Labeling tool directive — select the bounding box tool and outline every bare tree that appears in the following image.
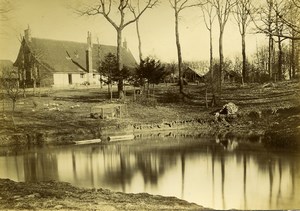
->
[286,1,300,79]
[201,1,217,106]
[233,0,254,84]
[209,0,236,90]
[254,0,300,40]
[169,0,204,95]
[129,1,143,62]
[129,0,159,62]
[273,0,286,80]
[77,0,158,99]
[255,0,296,80]
[1,68,21,129]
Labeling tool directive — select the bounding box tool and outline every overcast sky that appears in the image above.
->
[0,0,267,63]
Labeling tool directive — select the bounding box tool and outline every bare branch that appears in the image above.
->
[178,0,206,12]
[169,0,175,8]
[292,0,300,8]
[123,0,159,28]
[201,2,216,31]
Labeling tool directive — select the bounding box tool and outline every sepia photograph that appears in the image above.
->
[0,0,299,210]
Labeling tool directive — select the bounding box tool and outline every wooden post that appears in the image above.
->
[133,86,136,101]
[101,108,104,119]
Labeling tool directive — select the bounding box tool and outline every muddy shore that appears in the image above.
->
[0,179,207,210]
[0,104,298,148]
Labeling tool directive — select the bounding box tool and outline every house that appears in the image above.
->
[14,26,137,87]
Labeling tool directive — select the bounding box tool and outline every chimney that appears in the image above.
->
[123,39,127,50]
[24,25,31,43]
[87,31,92,50]
[86,31,93,74]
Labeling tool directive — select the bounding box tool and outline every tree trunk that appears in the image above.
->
[219,29,224,91]
[242,32,246,84]
[209,24,214,89]
[267,0,273,81]
[268,36,273,80]
[116,29,124,99]
[291,36,296,79]
[278,37,283,81]
[2,90,5,116]
[12,99,16,113]
[209,27,216,107]
[135,18,143,62]
[175,10,183,94]
[205,86,208,108]
[110,83,113,102]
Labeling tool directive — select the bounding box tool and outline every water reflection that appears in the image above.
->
[0,136,299,210]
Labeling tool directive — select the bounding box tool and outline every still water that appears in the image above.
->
[0,133,299,210]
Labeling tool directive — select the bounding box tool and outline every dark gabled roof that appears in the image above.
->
[14,37,137,73]
[186,66,207,77]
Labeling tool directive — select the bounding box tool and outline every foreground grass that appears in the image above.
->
[0,179,205,210]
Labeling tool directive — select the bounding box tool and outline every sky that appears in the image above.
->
[0,0,267,63]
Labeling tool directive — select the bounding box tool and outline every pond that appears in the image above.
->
[0,132,299,210]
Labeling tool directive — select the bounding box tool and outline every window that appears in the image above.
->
[68,74,72,84]
[80,73,84,78]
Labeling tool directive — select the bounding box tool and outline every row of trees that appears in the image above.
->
[100,53,169,98]
[77,0,300,100]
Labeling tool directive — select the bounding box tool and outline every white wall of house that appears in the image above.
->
[53,73,69,86]
[53,72,101,87]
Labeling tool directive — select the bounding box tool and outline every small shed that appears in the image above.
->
[183,66,206,82]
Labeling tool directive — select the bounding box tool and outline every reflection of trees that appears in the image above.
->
[211,146,215,207]
[243,154,247,209]
[23,152,58,181]
[100,148,178,190]
[220,155,226,209]
[242,151,299,209]
[209,140,299,210]
[181,153,185,198]
[135,152,169,186]
[268,159,273,207]
[66,138,299,209]
[96,151,135,190]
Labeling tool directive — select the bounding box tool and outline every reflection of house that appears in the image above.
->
[13,26,137,87]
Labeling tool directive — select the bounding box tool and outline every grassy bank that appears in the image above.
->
[0,179,205,210]
[0,81,299,146]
